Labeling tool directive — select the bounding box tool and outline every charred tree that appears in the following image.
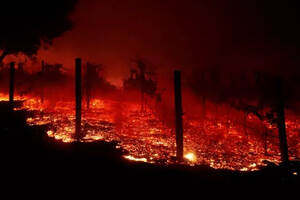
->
[174,70,184,161]
[138,61,146,112]
[9,62,15,105]
[40,60,45,103]
[275,80,289,164]
[75,58,82,140]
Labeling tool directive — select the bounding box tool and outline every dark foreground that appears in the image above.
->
[0,101,299,194]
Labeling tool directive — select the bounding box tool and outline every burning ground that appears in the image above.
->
[0,54,300,174]
[2,89,299,172]
[1,1,300,183]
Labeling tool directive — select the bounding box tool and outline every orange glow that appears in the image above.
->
[184,152,197,162]
[1,93,300,171]
[124,155,148,163]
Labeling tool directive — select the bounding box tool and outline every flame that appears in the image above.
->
[184,152,197,162]
[124,155,148,163]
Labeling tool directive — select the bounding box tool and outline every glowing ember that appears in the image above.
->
[2,93,300,171]
[124,155,148,163]
[293,172,298,176]
[184,152,197,162]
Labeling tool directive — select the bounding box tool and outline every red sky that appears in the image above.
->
[34,0,300,87]
[36,0,225,86]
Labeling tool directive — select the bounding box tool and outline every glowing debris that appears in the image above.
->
[184,152,197,162]
[240,168,248,171]
[124,155,148,162]
[2,93,300,171]
[293,172,298,176]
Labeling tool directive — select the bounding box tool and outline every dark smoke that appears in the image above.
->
[0,0,78,62]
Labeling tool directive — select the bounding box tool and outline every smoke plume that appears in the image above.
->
[0,0,78,62]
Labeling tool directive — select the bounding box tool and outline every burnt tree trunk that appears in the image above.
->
[275,80,289,164]
[75,58,82,140]
[40,61,45,103]
[9,62,15,104]
[174,70,183,161]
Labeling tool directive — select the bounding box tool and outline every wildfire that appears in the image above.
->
[124,155,148,163]
[184,152,197,162]
[1,93,300,171]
